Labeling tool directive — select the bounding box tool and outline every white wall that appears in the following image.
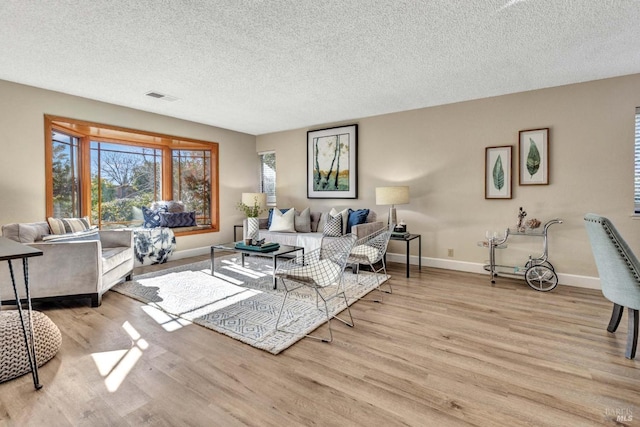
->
[0,79,258,252]
[257,74,640,287]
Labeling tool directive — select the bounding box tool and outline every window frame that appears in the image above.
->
[44,115,219,236]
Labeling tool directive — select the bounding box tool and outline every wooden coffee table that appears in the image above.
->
[210,242,304,289]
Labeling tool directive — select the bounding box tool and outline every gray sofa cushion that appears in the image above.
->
[294,208,312,233]
[2,222,51,243]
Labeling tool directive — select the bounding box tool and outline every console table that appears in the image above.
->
[390,233,422,278]
[0,237,44,389]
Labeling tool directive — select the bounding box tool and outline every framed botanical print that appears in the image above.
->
[485,145,512,199]
[307,124,358,199]
[519,128,549,185]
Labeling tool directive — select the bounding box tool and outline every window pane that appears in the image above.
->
[51,131,80,217]
[91,141,162,229]
[260,151,276,205]
[172,150,211,225]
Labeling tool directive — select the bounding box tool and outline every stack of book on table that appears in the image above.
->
[391,231,410,238]
[235,241,280,252]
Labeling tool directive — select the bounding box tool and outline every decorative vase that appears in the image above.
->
[246,217,259,241]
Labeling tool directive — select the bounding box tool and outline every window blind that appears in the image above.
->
[259,151,276,205]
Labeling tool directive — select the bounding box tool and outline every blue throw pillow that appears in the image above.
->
[159,211,197,228]
[347,208,369,234]
[142,206,162,228]
[267,208,290,228]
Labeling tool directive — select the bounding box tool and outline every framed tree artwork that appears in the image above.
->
[307,124,358,199]
[485,145,512,199]
[519,128,549,185]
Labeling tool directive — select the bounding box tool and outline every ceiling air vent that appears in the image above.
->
[145,91,179,102]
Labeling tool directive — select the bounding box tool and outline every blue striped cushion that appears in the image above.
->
[47,216,91,235]
[159,211,197,228]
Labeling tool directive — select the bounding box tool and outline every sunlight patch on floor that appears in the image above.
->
[90,321,148,392]
[220,258,270,280]
[141,304,192,331]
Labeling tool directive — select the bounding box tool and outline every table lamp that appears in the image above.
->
[241,192,267,214]
[375,186,409,226]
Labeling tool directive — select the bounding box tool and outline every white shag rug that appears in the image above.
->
[112,255,389,354]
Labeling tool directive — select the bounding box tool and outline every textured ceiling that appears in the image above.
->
[1,1,639,135]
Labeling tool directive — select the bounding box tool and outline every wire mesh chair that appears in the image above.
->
[274,234,357,343]
[347,227,392,303]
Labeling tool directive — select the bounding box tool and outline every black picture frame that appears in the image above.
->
[307,124,358,199]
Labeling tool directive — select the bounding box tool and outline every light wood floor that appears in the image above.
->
[1,256,639,426]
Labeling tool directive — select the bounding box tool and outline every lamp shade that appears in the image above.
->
[241,192,267,209]
[375,186,409,206]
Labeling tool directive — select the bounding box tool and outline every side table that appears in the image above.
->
[390,233,422,278]
[0,237,44,389]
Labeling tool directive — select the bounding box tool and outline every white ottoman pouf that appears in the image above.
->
[0,310,62,383]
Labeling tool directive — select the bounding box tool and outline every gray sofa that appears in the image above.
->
[244,210,384,252]
[0,222,134,307]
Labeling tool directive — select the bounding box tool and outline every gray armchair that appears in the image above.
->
[0,222,134,307]
[584,214,639,359]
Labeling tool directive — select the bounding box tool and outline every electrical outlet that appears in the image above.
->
[448,248,454,257]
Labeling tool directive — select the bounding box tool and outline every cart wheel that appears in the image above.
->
[525,265,558,291]
[525,260,554,271]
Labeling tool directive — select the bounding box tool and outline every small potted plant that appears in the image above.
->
[237,193,266,241]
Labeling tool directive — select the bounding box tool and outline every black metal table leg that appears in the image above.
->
[405,239,410,277]
[8,258,42,390]
[418,235,422,272]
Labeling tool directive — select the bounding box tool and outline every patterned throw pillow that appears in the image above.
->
[322,214,343,237]
[329,208,350,235]
[47,216,91,235]
[142,207,162,228]
[42,228,100,243]
[159,211,197,228]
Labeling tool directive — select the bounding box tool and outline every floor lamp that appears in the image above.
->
[375,186,410,227]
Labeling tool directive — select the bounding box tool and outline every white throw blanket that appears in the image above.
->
[296,233,323,253]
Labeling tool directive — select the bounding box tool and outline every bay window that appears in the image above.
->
[45,115,219,235]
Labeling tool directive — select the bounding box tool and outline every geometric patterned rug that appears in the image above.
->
[112,255,388,354]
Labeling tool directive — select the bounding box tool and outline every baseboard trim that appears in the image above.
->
[385,251,601,290]
[171,247,601,290]
[172,246,210,260]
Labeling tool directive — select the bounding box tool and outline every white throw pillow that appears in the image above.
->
[269,208,296,232]
[330,208,350,235]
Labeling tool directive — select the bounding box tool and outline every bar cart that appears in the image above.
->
[480,218,563,291]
